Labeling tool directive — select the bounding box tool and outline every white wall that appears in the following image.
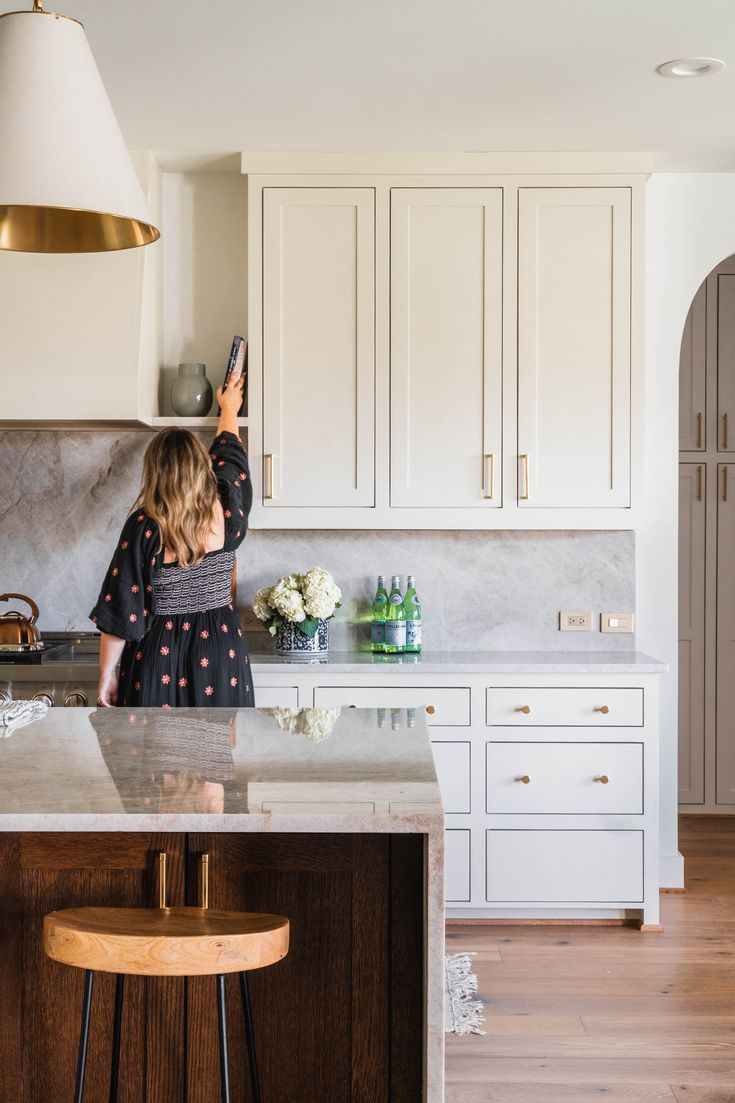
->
[643,173,735,886]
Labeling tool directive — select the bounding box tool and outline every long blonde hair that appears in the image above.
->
[137,428,219,567]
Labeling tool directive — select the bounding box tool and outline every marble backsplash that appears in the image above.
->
[0,429,635,651]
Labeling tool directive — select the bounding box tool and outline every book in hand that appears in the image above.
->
[219,336,247,415]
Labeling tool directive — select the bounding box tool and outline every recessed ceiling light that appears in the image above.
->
[657,57,725,78]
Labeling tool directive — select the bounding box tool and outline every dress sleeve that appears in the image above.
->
[210,431,252,550]
[89,512,160,640]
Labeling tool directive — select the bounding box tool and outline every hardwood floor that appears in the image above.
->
[445,817,735,1103]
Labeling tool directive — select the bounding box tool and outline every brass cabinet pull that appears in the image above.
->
[158,851,167,909]
[594,775,610,784]
[724,413,730,450]
[594,705,610,715]
[725,466,729,503]
[519,454,530,500]
[697,465,703,502]
[696,412,703,449]
[516,705,531,715]
[516,775,531,784]
[263,453,274,499]
[200,853,210,910]
[348,704,357,709]
[483,453,495,499]
[426,705,436,715]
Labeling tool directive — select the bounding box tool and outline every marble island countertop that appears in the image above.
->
[1,647,667,679]
[0,706,444,832]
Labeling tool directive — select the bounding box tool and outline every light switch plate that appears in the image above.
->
[601,612,634,634]
[559,611,592,632]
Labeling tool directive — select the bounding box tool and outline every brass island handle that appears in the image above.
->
[594,775,610,784]
[483,453,495,500]
[595,705,610,715]
[263,453,274,500]
[158,851,167,909]
[200,853,210,910]
[516,705,531,715]
[516,775,531,784]
[519,454,530,500]
[426,705,436,715]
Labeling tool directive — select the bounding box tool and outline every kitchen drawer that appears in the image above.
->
[432,741,471,813]
[253,686,299,709]
[486,687,643,727]
[314,686,470,726]
[486,829,643,902]
[486,741,642,814]
[445,829,471,902]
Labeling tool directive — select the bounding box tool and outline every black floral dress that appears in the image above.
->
[90,432,254,708]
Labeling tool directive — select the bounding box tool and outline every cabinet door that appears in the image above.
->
[517,187,631,507]
[390,188,503,507]
[678,464,706,804]
[714,269,735,452]
[0,833,185,1103]
[717,465,735,802]
[262,187,375,507]
[679,282,706,451]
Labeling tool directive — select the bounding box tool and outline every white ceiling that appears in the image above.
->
[55,0,735,166]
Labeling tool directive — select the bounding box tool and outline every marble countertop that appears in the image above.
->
[0,706,444,832]
[0,648,667,679]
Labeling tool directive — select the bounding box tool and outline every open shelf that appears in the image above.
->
[146,416,249,428]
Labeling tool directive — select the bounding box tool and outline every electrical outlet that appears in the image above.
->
[601,612,634,634]
[559,611,592,632]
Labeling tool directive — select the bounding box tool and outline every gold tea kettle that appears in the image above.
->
[0,593,43,651]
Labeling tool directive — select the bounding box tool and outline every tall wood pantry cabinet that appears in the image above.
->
[244,156,646,530]
[679,256,735,809]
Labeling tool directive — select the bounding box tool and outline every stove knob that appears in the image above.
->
[64,691,88,708]
[33,692,55,707]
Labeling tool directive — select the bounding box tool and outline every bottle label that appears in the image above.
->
[384,620,407,646]
[389,594,403,605]
[374,594,387,604]
[371,621,385,646]
[406,621,422,647]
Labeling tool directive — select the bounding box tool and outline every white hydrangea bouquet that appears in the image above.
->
[253,568,342,654]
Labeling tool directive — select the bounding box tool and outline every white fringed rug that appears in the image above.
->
[445,953,485,1034]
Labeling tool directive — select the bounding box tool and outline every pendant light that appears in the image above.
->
[0,0,159,252]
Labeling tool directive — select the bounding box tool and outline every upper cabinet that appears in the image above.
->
[261,187,375,508]
[517,187,631,508]
[390,188,503,509]
[679,282,706,452]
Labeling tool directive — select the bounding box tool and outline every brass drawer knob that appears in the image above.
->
[594,775,610,784]
[426,705,436,715]
[516,775,531,784]
[516,705,531,714]
[595,705,610,714]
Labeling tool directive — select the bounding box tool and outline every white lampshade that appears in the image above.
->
[0,5,159,252]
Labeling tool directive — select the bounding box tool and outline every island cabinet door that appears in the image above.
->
[262,187,376,509]
[390,188,503,508]
[517,187,632,508]
[186,832,424,1103]
[0,833,186,1103]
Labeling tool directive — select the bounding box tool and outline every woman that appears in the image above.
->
[90,374,253,708]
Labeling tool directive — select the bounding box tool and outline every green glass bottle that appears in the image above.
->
[384,575,407,654]
[370,575,389,652]
[404,575,422,653]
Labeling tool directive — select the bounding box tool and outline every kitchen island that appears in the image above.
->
[0,706,444,1103]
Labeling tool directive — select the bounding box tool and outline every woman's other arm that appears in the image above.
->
[216,372,245,438]
[98,633,126,706]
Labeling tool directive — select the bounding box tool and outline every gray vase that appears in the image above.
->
[171,363,213,417]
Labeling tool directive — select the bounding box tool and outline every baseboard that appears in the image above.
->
[660,849,685,890]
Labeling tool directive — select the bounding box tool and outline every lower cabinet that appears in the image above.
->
[0,831,424,1103]
[254,670,661,925]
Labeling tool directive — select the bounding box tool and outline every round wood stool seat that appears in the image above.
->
[44,906,290,977]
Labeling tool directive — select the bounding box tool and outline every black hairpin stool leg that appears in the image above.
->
[239,971,262,1103]
[74,969,94,1103]
[216,975,231,1103]
[108,974,125,1103]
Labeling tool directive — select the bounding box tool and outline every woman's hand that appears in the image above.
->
[217,372,245,413]
[97,668,119,708]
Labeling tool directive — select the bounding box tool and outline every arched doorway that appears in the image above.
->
[678,254,735,810]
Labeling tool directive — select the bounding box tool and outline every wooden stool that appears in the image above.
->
[42,853,289,1103]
